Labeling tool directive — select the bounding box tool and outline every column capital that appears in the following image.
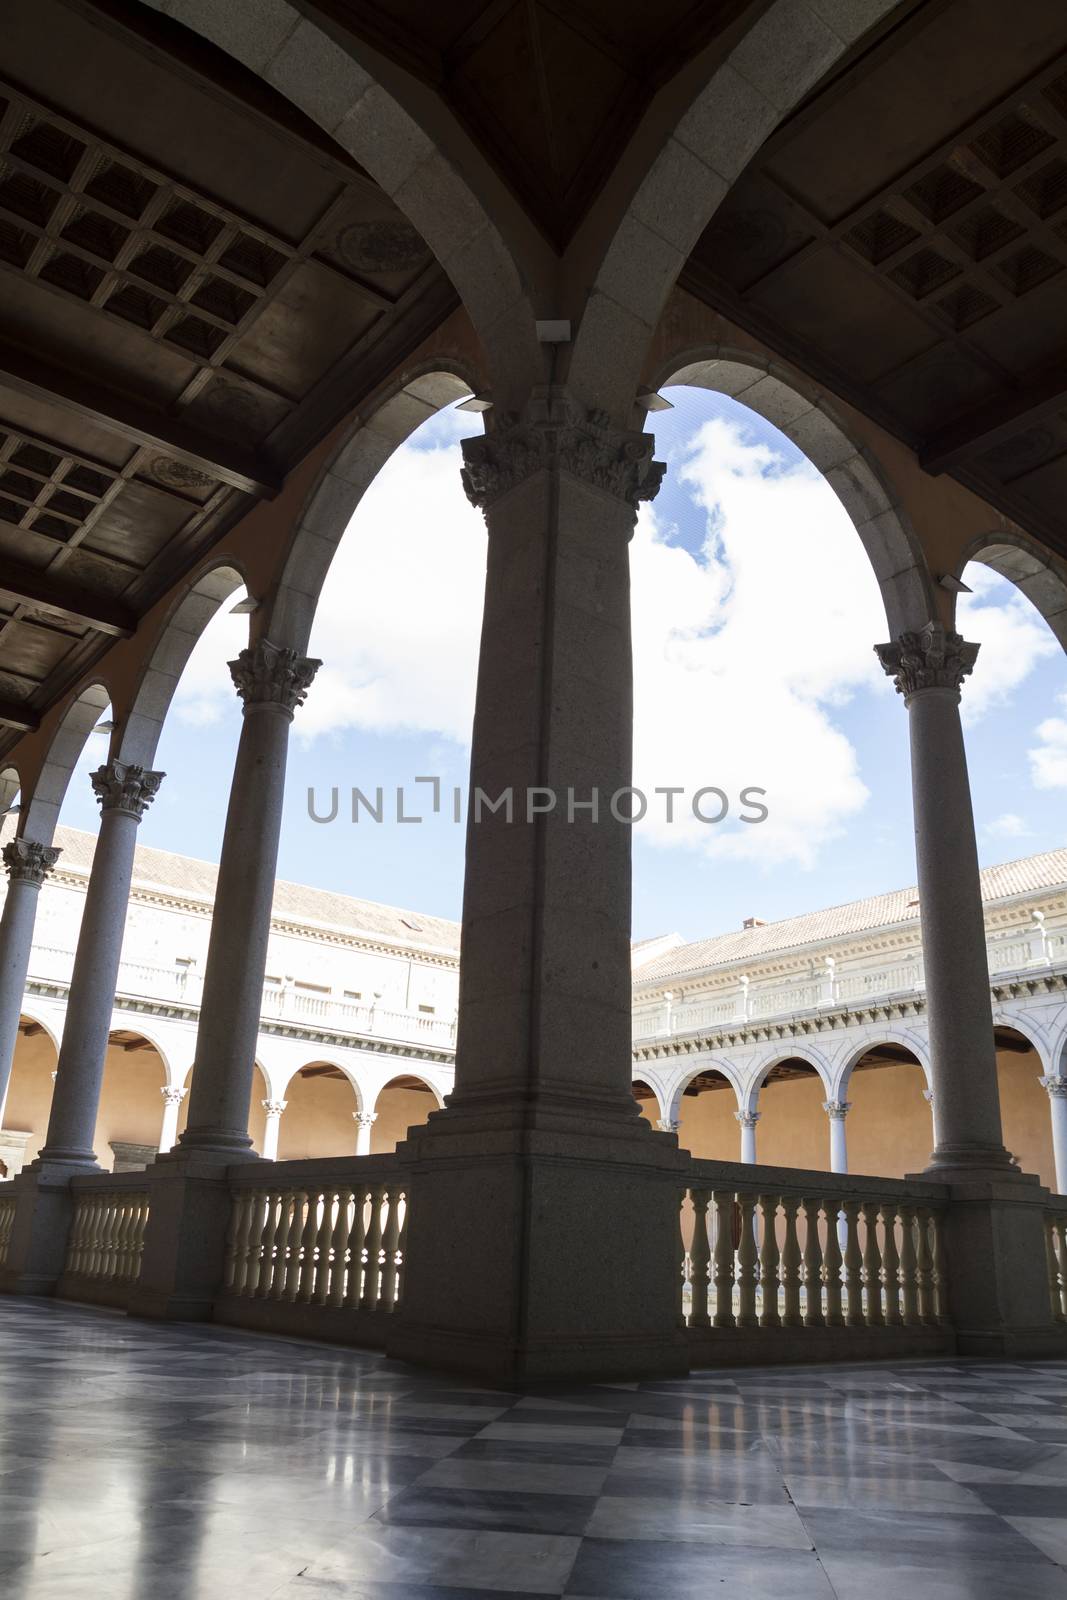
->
[353,1111,378,1127]
[91,759,163,819]
[262,1098,287,1117]
[823,1099,852,1119]
[875,622,979,702]
[161,1085,187,1108]
[735,1110,760,1128]
[2,838,60,885]
[655,1118,680,1134]
[229,639,321,715]
[922,1087,935,1104]
[1041,1076,1067,1098]
[460,388,664,518]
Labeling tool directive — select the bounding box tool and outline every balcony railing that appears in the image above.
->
[680,1158,954,1363]
[26,947,457,1051]
[57,1173,150,1308]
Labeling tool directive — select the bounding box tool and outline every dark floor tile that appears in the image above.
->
[564,1537,836,1598]
[375,1485,597,1536]
[451,1438,618,1466]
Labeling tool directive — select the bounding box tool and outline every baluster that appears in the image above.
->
[802,1198,824,1326]
[842,1200,864,1326]
[133,1198,149,1279]
[915,1204,936,1325]
[286,1191,311,1301]
[679,1190,691,1322]
[253,1193,278,1297]
[932,1209,950,1325]
[344,1188,370,1308]
[759,1194,781,1328]
[882,1203,902,1326]
[85,1196,104,1279]
[114,1202,134,1282]
[313,1191,336,1305]
[297,1191,319,1302]
[361,1184,386,1310]
[269,1192,296,1298]
[394,1191,409,1310]
[380,1187,403,1312]
[823,1197,844,1326]
[1047,1215,1066,1323]
[98,1200,117,1281]
[328,1190,355,1307]
[899,1202,920,1325]
[67,1199,87,1276]
[781,1196,802,1327]
[224,1192,250,1292]
[736,1193,758,1328]
[232,1192,259,1296]
[1054,1214,1067,1322]
[712,1191,735,1328]
[689,1188,711,1328]
[861,1201,884,1326]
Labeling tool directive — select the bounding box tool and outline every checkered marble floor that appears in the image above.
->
[3,1301,1067,1599]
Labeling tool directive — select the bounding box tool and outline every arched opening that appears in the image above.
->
[995,1024,1055,1188]
[752,1056,828,1170]
[372,1074,442,1154]
[843,1042,930,1179]
[94,1029,169,1170]
[632,1076,660,1128]
[0,1012,59,1175]
[675,1067,742,1160]
[277,1062,359,1161]
[177,1059,269,1154]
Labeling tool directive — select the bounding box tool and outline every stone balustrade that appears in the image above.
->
[216,1155,409,1348]
[58,1175,150,1307]
[1046,1205,1067,1324]
[680,1159,954,1364]
[0,1191,16,1269]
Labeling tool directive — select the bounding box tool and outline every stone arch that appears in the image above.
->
[0,763,20,818]
[264,367,478,652]
[830,1027,932,1101]
[277,1060,361,1161]
[746,1045,833,1111]
[137,0,540,398]
[568,0,900,416]
[631,1070,666,1125]
[990,1010,1054,1076]
[651,350,936,637]
[14,1005,62,1061]
[116,564,247,767]
[17,683,111,845]
[107,1022,174,1088]
[666,1057,746,1126]
[278,1056,365,1113]
[955,529,1067,653]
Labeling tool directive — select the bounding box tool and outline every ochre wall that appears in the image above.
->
[372,1085,439,1153]
[277,1072,359,1161]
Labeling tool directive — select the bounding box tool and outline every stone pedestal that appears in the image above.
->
[0,1128,31,1180]
[0,1162,80,1295]
[109,1140,157,1173]
[127,1149,249,1322]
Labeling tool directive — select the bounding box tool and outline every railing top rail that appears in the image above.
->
[687,1155,949,1201]
[69,1170,153,1192]
[226,1153,409,1187]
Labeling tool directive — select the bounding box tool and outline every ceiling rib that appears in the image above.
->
[0,553,135,636]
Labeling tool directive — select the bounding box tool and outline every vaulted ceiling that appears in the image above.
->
[683,0,1067,565]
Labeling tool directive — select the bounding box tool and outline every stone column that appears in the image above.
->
[158,1086,186,1153]
[877,623,1060,1354]
[39,762,162,1165]
[179,641,318,1154]
[823,1100,850,1173]
[261,1099,286,1161]
[354,1110,377,1156]
[736,1110,759,1164]
[876,625,1012,1174]
[390,390,690,1381]
[130,642,317,1322]
[0,840,60,1127]
[1040,1077,1067,1195]
[1,762,160,1295]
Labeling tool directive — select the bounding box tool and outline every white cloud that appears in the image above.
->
[983,812,1031,839]
[171,600,249,727]
[957,563,1058,723]
[1030,691,1067,790]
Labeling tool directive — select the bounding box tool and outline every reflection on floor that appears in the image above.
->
[3,1301,1067,1598]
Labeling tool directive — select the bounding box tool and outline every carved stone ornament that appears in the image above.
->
[91,761,164,819]
[875,622,979,701]
[822,1100,852,1120]
[2,838,60,885]
[460,388,665,517]
[229,640,321,713]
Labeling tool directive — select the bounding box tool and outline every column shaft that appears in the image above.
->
[0,842,60,1124]
[1041,1078,1067,1194]
[41,765,161,1165]
[824,1101,850,1173]
[737,1111,759,1164]
[158,1088,186,1153]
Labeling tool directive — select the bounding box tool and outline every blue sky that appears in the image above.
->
[57,390,1067,944]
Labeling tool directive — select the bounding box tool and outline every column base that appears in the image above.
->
[0,1159,91,1296]
[126,1145,257,1322]
[387,1112,691,1384]
[910,1165,1067,1359]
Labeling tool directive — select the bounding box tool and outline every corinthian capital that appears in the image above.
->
[2,838,61,885]
[229,640,320,714]
[875,622,979,702]
[91,760,163,819]
[460,387,664,518]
